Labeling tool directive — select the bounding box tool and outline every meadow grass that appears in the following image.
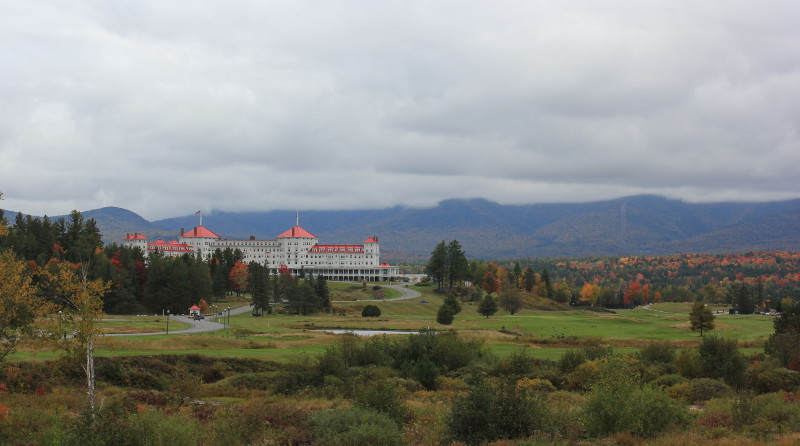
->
[98,317,191,334]
[9,288,776,363]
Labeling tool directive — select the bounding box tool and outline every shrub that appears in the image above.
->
[688,378,733,403]
[353,379,410,422]
[652,374,687,388]
[516,377,557,394]
[309,406,403,446]
[414,358,439,390]
[55,406,202,446]
[746,364,800,394]
[446,377,547,445]
[750,392,800,432]
[666,382,692,403]
[676,348,702,378]
[698,336,747,387]
[637,342,676,365]
[361,305,381,317]
[494,349,538,376]
[581,359,686,438]
[566,360,602,391]
[123,410,203,446]
[558,349,586,374]
[582,346,613,361]
[225,372,274,391]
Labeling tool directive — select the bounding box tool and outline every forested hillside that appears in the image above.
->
[4,195,800,258]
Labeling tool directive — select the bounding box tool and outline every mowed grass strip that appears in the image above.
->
[98,319,191,334]
[9,287,776,363]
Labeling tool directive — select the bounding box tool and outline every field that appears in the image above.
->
[4,284,798,446]
[12,285,776,362]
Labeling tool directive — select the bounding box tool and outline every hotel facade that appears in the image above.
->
[123,223,400,282]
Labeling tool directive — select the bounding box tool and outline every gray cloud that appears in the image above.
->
[1,1,799,220]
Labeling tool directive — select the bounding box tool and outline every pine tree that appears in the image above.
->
[446,240,469,289]
[689,301,715,337]
[541,268,554,300]
[443,293,462,315]
[478,295,498,318]
[436,304,454,325]
[314,273,331,311]
[735,284,754,314]
[425,241,448,290]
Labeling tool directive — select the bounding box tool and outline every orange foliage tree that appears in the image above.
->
[580,283,600,306]
[229,261,249,296]
[482,271,501,294]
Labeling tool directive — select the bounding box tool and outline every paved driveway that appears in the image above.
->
[107,304,254,337]
[109,284,421,337]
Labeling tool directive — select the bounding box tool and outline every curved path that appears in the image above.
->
[331,283,421,303]
[107,304,254,337]
[110,284,421,337]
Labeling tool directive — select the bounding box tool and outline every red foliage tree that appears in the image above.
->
[229,262,249,296]
[482,271,501,294]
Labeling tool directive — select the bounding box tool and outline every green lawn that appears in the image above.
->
[10,288,777,363]
[98,316,191,334]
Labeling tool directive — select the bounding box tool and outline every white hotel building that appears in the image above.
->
[123,223,400,282]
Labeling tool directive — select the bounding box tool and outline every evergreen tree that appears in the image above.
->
[509,262,522,288]
[478,295,498,318]
[247,262,270,314]
[765,301,800,368]
[436,304,454,325]
[446,239,469,289]
[314,273,331,311]
[425,241,448,290]
[443,293,462,315]
[521,267,535,293]
[735,284,754,314]
[541,268,554,300]
[689,301,715,336]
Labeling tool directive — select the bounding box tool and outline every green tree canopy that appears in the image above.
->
[478,295,498,318]
[689,301,715,337]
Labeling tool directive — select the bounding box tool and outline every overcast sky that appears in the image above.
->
[2,1,799,220]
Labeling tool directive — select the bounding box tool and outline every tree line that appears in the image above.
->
[0,210,330,316]
[422,241,799,314]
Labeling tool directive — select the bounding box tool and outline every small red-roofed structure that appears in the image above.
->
[188,305,201,316]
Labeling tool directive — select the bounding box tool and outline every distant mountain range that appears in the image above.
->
[4,195,800,260]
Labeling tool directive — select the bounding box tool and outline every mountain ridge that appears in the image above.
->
[3,195,799,259]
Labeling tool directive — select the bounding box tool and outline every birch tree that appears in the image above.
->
[42,260,108,417]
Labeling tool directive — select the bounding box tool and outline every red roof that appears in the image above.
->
[188,305,201,310]
[180,226,221,238]
[364,237,378,243]
[309,244,364,254]
[276,225,317,238]
[380,262,392,267]
[124,233,148,240]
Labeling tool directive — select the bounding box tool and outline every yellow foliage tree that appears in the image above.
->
[0,251,54,361]
[41,259,109,416]
[580,283,600,306]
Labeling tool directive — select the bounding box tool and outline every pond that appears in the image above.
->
[314,329,417,336]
